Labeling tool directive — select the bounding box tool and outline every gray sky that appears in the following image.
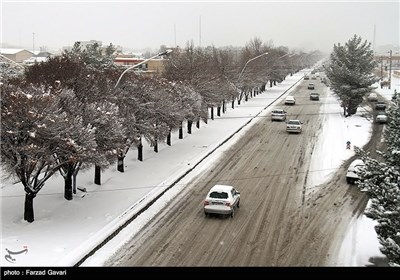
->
[1,0,399,53]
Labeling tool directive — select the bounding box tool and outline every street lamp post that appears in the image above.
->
[114,49,173,89]
[388,50,392,90]
[237,52,269,82]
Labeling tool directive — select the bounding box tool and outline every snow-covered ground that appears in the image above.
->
[1,71,398,267]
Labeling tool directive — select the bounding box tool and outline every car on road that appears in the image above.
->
[346,159,365,184]
[368,93,378,102]
[286,119,302,134]
[307,83,315,90]
[271,109,287,121]
[375,112,388,124]
[310,92,320,101]
[204,185,240,218]
[375,101,386,110]
[284,96,296,105]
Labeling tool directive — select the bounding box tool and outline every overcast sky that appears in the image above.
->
[1,0,399,54]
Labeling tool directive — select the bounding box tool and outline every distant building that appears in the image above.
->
[23,51,53,65]
[114,54,168,77]
[0,48,33,63]
[77,40,102,50]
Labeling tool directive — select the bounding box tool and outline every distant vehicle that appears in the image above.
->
[204,185,240,218]
[375,112,388,124]
[346,159,365,184]
[375,101,386,110]
[367,93,378,102]
[284,96,296,105]
[311,75,317,80]
[271,109,287,121]
[307,83,315,90]
[310,92,320,101]
[286,119,302,134]
[304,75,310,80]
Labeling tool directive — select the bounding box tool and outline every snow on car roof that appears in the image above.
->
[210,184,234,191]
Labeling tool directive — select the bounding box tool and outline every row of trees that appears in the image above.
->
[1,38,322,223]
[325,34,399,266]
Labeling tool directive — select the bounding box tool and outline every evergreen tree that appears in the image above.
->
[355,91,400,266]
[325,35,377,116]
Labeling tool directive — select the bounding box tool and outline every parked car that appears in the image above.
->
[286,119,302,134]
[284,96,296,105]
[304,75,310,80]
[346,159,365,184]
[271,109,287,121]
[204,185,240,218]
[375,101,386,110]
[309,92,320,101]
[307,83,315,90]
[367,93,378,102]
[375,112,388,124]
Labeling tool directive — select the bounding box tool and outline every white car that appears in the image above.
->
[284,96,296,105]
[375,112,388,124]
[203,185,240,218]
[346,159,365,184]
[286,119,302,134]
[368,93,378,102]
[271,109,287,121]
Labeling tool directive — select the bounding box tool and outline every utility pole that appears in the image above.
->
[32,32,35,54]
[199,16,202,47]
[389,50,392,89]
[380,56,383,81]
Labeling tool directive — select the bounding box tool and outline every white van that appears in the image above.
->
[346,159,365,184]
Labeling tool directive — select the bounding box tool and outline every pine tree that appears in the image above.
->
[325,35,377,116]
[355,91,400,266]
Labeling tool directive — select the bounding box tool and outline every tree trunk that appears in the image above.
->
[232,98,235,109]
[270,80,273,87]
[222,100,226,113]
[24,193,35,223]
[179,124,183,139]
[73,173,77,194]
[117,155,125,172]
[196,120,200,129]
[94,165,101,185]
[274,80,277,85]
[167,130,171,146]
[154,139,158,153]
[138,141,143,161]
[187,120,193,134]
[210,107,214,120]
[245,91,248,101]
[64,169,73,200]
[262,83,266,91]
[72,163,81,194]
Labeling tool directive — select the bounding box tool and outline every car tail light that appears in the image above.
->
[204,200,209,206]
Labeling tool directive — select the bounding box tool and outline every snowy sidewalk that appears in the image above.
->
[1,70,307,266]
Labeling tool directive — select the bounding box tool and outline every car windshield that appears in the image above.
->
[288,120,299,125]
[209,191,228,199]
